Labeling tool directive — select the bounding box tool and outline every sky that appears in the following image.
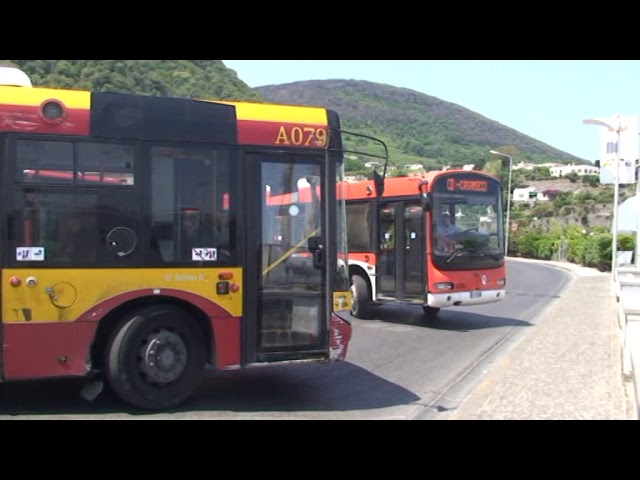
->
[222,60,640,162]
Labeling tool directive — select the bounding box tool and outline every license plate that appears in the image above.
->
[471,291,482,298]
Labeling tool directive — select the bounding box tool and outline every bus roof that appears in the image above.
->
[0,82,335,148]
[344,170,500,200]
[0,65,32,87]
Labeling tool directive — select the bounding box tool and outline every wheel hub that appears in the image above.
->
[139,330,187,384]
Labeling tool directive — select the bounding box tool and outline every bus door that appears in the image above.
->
[246,154,327,362]
[378,201,425,302]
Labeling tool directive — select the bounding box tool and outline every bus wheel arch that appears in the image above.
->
[103,303,208,410]
[349,266,372,319]
[91,297,214,373]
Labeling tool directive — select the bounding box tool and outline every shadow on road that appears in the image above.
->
[362,303,532,332]
[0,361,420,418]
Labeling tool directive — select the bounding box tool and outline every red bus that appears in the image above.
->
[344,170,507,318]
[0,65,388,410]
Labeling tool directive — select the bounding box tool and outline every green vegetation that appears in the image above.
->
[515,225,635,272]
[2,60,262,102]
[508,180,637,271]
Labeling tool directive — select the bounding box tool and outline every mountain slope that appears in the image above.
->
[255,79,587,169]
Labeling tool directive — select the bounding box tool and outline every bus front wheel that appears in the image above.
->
[105,304,207,411]
[350,275,372,319]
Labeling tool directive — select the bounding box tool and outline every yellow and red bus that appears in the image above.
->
[344,170,507,318]
[0,66,388,410]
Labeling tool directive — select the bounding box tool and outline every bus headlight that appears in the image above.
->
[434,282,454,290]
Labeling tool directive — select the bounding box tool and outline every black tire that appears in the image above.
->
[350,275,372,319]
[422,305,441,318]
[105,304,206,411]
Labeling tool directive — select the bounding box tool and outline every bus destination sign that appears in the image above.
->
[446,177,488,192]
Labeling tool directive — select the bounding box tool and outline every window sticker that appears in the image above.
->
[192,248,217,261]
[16,247,45,261]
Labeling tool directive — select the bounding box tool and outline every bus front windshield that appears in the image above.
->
[431,174,504,263]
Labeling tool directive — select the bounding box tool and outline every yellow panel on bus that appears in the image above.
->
[2,268,244,324]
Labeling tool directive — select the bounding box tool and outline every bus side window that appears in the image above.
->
[150,221,175,262]
[54,212,97,262]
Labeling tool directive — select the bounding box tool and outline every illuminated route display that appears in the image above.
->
[433,172,500,196]
[446,178,488,192]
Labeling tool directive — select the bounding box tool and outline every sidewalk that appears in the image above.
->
[449,257,638,420]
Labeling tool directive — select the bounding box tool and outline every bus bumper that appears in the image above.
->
[427,289,506,308]
[329,312,352,360]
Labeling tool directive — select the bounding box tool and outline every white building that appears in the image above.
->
[511,161,559,171]
[549,164,599,177]
[511,161,536,171]
[512,187,551,202]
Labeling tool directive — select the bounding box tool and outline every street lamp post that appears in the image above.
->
[489,150,513,255]
[583,117,622,278]
[636,159,640,268]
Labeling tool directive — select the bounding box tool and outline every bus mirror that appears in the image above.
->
[418,180,431,211]
[372,170,385,198]
[421,193,432,211]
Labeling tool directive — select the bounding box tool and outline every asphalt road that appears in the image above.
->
[0,260,569,419]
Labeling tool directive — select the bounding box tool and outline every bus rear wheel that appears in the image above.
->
[105,304,206,411]
[350,274,372,319]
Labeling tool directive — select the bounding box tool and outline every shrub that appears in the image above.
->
[530,203,555,218]
[553,192,573,208]
[535,237,556,260]
[565,172,579,183]
[582,233,612,271]
[517,232,544,257]
[619,233,636,252]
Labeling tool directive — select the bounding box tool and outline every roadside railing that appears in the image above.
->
[615,265,640,419]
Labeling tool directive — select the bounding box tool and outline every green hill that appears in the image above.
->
[255,79,590,170]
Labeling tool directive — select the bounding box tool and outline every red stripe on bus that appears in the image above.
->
[3,322,98,379]
[0,104,90,135]
[329,313,352,360]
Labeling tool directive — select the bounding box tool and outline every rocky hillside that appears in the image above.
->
[513,179,636,232]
